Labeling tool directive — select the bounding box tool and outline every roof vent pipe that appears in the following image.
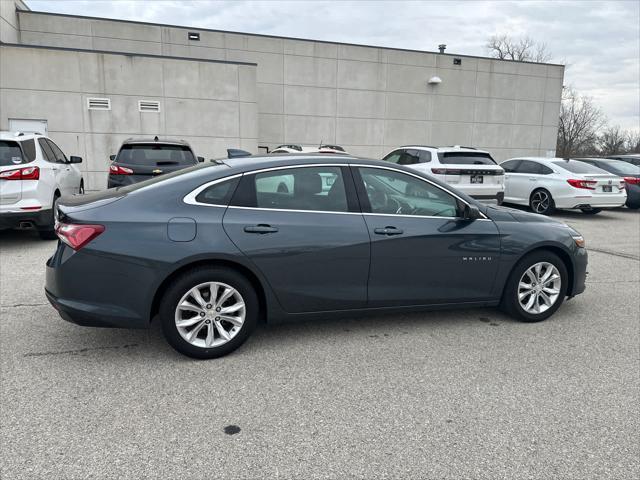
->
[438,44,446,54]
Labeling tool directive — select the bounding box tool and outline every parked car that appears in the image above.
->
[270,144,348,154]
[500,157,626,215]
[0,131,83,239]
[46,155,587,359]
[574,158,640,209]
[606,154,640,167]
[381,146,504,204]
[108,137,202,188]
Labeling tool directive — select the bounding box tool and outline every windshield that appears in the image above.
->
[438,152,496,165]
[594,160,640,175]
[0,141,24,166]
[116,144,196,166]
[552,160,609,174]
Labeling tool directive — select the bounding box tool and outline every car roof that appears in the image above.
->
[221,153,395,173]
[122,137,191,146]
[396,145,490,154]
[0,131,45,141]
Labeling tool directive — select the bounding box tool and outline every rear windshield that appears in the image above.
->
[438,152,496,165]
[0,140,24,166]
[116,144,196,166]
[552,160,607,174]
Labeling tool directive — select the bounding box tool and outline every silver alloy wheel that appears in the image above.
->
[175,281,246,348]
[518,262,561,314]
[531,191,550,213]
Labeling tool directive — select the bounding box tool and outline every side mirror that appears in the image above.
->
[68,156,82,164]
[109,154,116,161]
[462,204,482,220]
[197,156,205,163]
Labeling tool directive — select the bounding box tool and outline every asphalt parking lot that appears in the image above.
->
[1,208,638,479]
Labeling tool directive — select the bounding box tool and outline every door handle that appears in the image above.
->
[529,177,537,181]
[374,226,403,236]
[244,224,278,234]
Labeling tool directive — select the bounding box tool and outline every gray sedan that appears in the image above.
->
[45,155,588,358]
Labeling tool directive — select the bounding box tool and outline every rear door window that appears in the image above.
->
[0,141,25,166]
[438,152,497,165]
[382,150,404,164]
[398,149,420,165]
[518,160,545,174]
[500,160,521,173]
[117,144,196,166]
[38,138,56,163]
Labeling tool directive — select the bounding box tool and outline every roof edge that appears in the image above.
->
[16,8,565,67]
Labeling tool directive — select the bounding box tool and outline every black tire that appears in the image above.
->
[160,267,259,359]
[37,192,60,240]
[580,208,601,214]
[501,250,568,322]
[529,189,555,215]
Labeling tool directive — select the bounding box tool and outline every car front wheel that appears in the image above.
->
[501,251,568,322]
[160,267,258,359]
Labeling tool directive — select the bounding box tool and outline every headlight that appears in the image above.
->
[572,235,586,248]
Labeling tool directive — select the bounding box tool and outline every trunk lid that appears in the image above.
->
[581,173,625,194]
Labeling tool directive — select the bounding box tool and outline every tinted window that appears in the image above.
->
[21,139,36,162]
[398,149,420,165]
[552,160,608,174]
[418,150,432,163]
[382,150,403,164]
[252,166,348,212]
[359,167,460,217]
[581,159,640,175]
[438,152,496,165]
[195,177,240,205]
[46,139,67,163]
[501,160,521,172]
[0,141,24,166]
[117,144,196,166]
[518,160,545,174]
[38,138,56,163]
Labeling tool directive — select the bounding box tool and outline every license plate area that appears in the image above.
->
[602,185,612,192]
[470,175,484,184]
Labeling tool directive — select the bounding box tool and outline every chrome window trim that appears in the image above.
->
[183,173,243,207]
[182,162,489,220]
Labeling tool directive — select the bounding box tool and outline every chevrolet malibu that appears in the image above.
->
[45,155,588,359]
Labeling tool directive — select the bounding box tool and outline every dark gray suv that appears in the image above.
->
[46,155,588,359]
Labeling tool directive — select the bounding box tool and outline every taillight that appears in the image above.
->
[431,168,461,175]
[55,222,105,250]
[567,179,597,190]
[109,165,133,175]
[0,166,40,180]
[623,176,640,185]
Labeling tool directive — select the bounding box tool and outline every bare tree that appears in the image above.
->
[557,87,605,158]
[597,126,627,155]
[486,34,552,63]
[624,130,640,153]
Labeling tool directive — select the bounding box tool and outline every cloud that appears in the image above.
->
[25,0,640,131]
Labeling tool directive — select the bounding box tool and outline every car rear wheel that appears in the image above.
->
[160,267,258,359]
[37,192,60,240]
[529,189,555,215]
[580,207,601,214]
[501,251,568,322]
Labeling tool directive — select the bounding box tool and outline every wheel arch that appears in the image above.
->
[507,244,576,297]
[150,258,268,324]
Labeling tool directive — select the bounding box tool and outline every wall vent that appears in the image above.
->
[188,32,200,41]
[138,100,161,113]
[87,97,111,110]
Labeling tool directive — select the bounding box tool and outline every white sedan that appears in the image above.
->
[500,157,626,215]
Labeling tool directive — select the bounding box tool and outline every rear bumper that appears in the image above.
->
[0,209,51,230]
[107,174,145,188]
[555,192,627,209]
[473,192,504,205]
[45,244,153,329]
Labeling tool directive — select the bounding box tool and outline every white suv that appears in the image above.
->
[0,132,84,239]
[381,145,505,203]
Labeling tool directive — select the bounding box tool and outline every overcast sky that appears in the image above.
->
[27,0,640,132]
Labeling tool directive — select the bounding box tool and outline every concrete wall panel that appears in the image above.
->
[336,118,384,146]
[284,55,337,88]
[432,95,475,123]
[385,92,430,121]
[337,89,385,119]
[337,60,386,91]
[431,122,474,147]
[257,83,284,114]
[284,115,335,144]
[284,86,336,117]
[384,120,430,146]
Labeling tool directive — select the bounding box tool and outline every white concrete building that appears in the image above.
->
[0,0,564,190]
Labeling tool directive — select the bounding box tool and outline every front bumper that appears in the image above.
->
[0,209,51,230]
[570,247,588,296]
